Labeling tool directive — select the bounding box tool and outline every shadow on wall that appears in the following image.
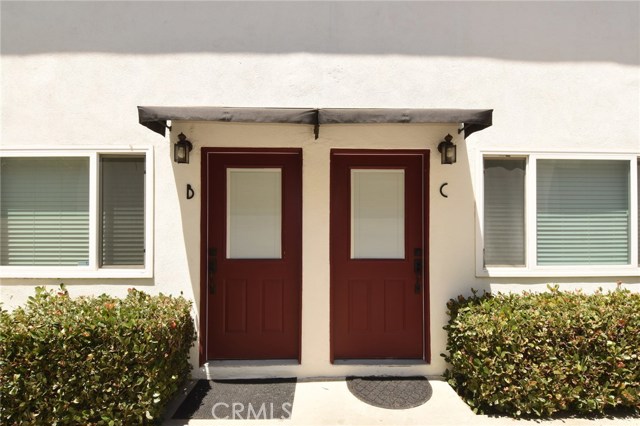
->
[1,1,638,65]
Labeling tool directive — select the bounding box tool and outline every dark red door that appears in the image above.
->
[331,150,429,360]
[201,149,301,360]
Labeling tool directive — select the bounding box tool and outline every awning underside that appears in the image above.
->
[137,106,493,139]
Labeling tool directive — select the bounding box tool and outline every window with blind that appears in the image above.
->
[1,153,148,275]
[537,160,630,265]
[484,158,526,266]
[100,157,145,267]
[481,155,638,274]
[0,157,90,266]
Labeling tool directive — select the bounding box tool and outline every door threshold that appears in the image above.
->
[333,359,426,366]
[205,359,299,367]
[199,359,300,380]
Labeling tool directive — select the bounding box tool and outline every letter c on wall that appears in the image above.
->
[439,183,449,198]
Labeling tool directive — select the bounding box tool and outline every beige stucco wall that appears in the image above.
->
[1,1,639,378]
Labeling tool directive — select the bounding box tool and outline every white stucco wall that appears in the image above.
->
[1,1,639,379]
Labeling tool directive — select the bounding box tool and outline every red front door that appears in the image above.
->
[201,149,301,360]
[330,150,429,360]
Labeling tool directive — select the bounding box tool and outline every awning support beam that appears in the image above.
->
[313,109,320,140]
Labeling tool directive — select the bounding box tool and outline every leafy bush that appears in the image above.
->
[0,285,196,425]
[442,286,640,417]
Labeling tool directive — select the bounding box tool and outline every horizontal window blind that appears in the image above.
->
[351,169,405,259]
[1,157,90,266]
[100,157,145,266]
[537,160,630,265]
[484,158,526,266]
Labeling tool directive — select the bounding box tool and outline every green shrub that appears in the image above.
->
[442,286,640,418]
[0,285,196,425]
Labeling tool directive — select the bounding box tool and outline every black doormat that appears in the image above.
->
[347,376,432,409]
[173,378,296,420]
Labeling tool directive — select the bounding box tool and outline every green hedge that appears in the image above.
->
[442,286,640,417]
[0,286,196,425]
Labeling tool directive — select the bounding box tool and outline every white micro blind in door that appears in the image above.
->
[0,157,90,266]
[537,159,630,265]
[483,158,526,266]
[351,169,405,259]
[100,156,145,267]
[227,168,282,259]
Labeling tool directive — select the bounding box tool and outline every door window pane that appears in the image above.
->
[0,157,90,266]
[537,160,630,265]
[484,158,526,266]
[351,169,405,259]
[100,156,145,267]
[227,168,282,259]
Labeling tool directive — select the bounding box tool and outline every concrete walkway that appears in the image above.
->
[162,379,637,426]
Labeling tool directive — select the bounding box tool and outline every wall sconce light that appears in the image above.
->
[437,134,456,165]
[174,133,193,164]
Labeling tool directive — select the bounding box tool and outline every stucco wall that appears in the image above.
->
[1,1,639,378]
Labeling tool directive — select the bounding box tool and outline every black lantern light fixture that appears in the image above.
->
[174,132,193,164]
[437,134,456,165]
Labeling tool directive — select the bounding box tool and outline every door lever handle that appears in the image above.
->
[414,259,422,274]
[208,248,217,273]
[208,248,217,294]
[208,276,216,295]
[414,250,422,294]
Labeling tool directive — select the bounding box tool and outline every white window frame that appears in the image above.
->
[476,151,639,277]
[0,147,154,278]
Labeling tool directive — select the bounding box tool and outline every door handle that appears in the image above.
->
[414,259,422,274]
[414,249,422,294]
[208,248,217,294]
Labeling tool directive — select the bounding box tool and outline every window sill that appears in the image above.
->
[0,268,153,279]
[477,266,640,278]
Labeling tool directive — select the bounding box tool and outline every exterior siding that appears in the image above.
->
[1,1,638,378]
